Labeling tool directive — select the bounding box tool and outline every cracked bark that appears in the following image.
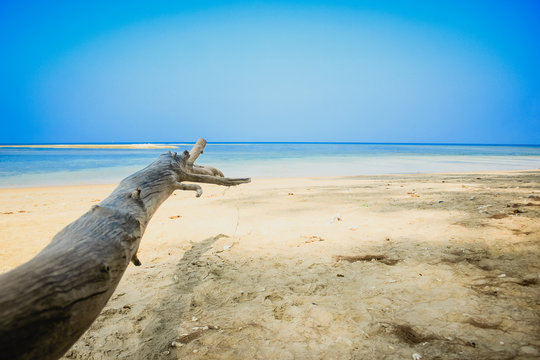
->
[0,138,250,360]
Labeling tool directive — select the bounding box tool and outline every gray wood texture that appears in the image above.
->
[0,139,250,360]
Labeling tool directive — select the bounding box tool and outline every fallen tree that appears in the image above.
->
[0,139,250,360]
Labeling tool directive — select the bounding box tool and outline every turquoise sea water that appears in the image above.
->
[0,143,539,187]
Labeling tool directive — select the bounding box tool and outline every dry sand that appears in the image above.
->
[0,171,539,359]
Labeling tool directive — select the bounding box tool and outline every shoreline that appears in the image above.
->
[0,167,539,190]
[2,143,539,189]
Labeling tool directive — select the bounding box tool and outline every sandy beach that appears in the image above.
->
[1,171,539,359]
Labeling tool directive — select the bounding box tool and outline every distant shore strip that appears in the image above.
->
[0,144,179,149]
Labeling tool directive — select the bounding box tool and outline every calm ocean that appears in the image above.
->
[0,143,539,187]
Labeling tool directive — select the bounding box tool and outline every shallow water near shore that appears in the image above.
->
[0,143,539,187]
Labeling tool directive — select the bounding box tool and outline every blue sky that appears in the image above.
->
[0,0,539,144]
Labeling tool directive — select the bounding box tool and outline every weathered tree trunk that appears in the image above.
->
[0,139,250,360]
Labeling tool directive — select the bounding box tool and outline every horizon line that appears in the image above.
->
[1,141,539,147]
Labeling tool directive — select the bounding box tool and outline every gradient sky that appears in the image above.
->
[1,0,539,144]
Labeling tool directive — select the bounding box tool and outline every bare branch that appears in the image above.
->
[174,182,203,197]
[180,139,242,184]
[180,172,251,186]
[194,164,224,177]
[186,138,207,171]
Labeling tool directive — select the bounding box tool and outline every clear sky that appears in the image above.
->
[1,0,539,144]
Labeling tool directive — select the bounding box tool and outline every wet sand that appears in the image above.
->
[0,171,539,359]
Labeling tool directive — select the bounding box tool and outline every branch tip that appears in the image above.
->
[131,254,141,266]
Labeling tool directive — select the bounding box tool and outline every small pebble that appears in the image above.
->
[498,274,506,278]
[412,353,422,360]
[328,214,342,224]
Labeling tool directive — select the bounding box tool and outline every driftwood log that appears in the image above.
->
[0,139,250,360]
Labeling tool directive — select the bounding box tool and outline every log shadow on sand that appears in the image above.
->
[134,234,223,359]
